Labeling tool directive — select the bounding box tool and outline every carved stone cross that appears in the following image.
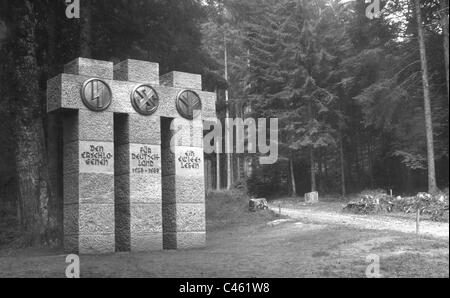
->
[47,58,216,254]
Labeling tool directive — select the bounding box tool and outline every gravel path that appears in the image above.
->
[270,204,449,239]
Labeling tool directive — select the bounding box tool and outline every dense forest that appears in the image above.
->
[0,0,448,247]
[205,0,449,198]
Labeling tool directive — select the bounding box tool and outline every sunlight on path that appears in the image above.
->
[270,205,449,239]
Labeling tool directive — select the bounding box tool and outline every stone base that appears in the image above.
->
[64,234,115,255]
[304,192,319,204]
[131,233,163,251]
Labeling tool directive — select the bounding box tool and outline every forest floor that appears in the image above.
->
[0,192,448,278]
[270,198,449,239]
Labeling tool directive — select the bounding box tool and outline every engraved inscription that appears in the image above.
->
[81,145,113,166]
[130,145,161,174]
[178,150,201,170]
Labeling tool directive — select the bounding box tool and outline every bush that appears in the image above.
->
[343,189,449,222]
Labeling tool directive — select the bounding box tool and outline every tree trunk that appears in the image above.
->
[224,35,232,190]
[440,0,449,99]
[80,0,92,58]
[10,1,51,245]
[317,149,323,193]
[215,88,221,191]
[368,138,375,188]
[415,0,438,194]
[339,133,346,197]
[310,146,316,192]
[289,151,297,197]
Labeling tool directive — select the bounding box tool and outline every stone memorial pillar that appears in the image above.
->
[114,60,163,251]
[50,58,116,254]
[48,57,217,253]
[161,72,206,249]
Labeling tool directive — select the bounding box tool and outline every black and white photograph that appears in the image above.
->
[0,0,448,283]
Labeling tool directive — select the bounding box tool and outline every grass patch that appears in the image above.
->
[206,190,282,231]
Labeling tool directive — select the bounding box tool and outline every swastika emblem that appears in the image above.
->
[176,90,202,120]
[80,78,112,111]
[131,84,159,116]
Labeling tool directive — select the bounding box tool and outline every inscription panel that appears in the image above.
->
[79,141,114,173]
[130,144,161,175]
[175,147,203,177]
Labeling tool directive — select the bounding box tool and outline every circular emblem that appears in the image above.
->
[176,90,202,120]
[81,78,112,111]
[131,84,159,115]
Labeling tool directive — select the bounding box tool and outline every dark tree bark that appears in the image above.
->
[8,1,52,246]
[80,0,92,58]
[339,132,346,197]
[310,146,316,192]
[440,0,449,99]
[289,151,297,197]
[415,0,438,194]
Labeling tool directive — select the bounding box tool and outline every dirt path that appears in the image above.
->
[270,204,449,239]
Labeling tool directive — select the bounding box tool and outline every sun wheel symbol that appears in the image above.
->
[176,90,202,120]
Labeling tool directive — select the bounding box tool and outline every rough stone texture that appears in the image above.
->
[78,141,114,174]
[47,75,62,112]
[174,146,204,177]
[64,142,114,177]
[47,73,216,120]
[64,204,79,236]
[64,173,114,205]
[61,105,115,254]
[115,203,130,252]
[63,173,79,205]
[161,147,175,177]
[63,141,79,175]
[115,114,161,145]
[173,204,205,232]
[114,59,160,85]
[130,174,161,203]
[78,234,115,254]
[170,118,204,148]
[161,118,206,249]
[50,58,216,253]
[79,173,114,204]
[64,212,116,254]
[64,58,114,79]
[79,204,115,235]
[162,201,206,248]
[201,92,217,122]
[114,113,162,252]
[163,232,177,250]
[162,203,177,235]
[63,110,114,143]
[130,233,163,251]
[64,235,79,254]
[176,232,206,249]
[162,175,205,204]
[130,204,162,233]
[160,71,202,90]
[304,191,319,204]
[115,144,161,176]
